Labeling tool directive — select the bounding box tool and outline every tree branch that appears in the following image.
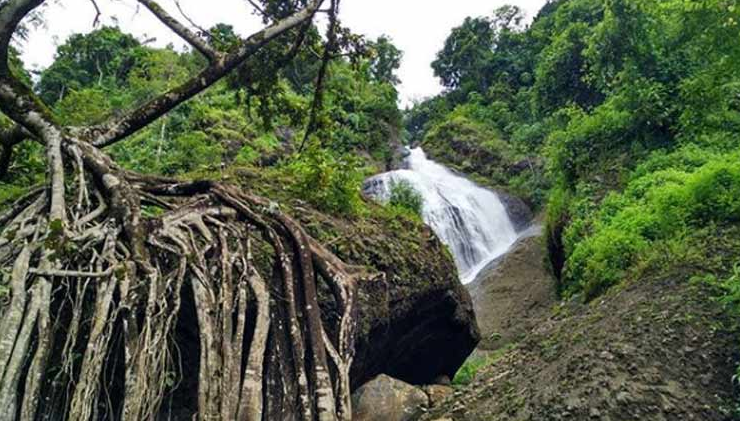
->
[137,0,220,62]
[0,0,59,136]
[299,0,340,152]
[0,1,67,224]
[89,0,101,27]
[81,0,324,148]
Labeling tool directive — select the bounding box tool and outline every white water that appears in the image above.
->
[364,148,518,284]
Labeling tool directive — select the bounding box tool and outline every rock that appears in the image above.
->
[616,391,632,404]
[352,375,429,421]
[351,269,480,387]
[495,190,534,232]
[467,228,555,351]
[599,351,615,361]
[508,157,541,176]
[424,385,454,407]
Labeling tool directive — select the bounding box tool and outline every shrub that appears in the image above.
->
[388,180,423,218]
[285,144,365,215]
[562,150,740,300]
[452,344,515,386]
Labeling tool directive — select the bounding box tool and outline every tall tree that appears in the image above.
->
[368,35,402,85]
[0,1,372,420]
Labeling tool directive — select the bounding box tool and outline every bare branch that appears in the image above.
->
[299,0,340,152]
[89,0,101,27]
[81,0,324,148]
[0,0,59,136]
[137,0,220,62]
[245,0,269,19]
[173,0,210,39]
[0,0,45,56]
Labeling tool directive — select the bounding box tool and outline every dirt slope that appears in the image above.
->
[425,256,740,420]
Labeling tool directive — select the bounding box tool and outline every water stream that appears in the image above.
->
[364,148,518,284]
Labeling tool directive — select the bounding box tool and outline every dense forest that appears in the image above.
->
[2,0,740,419]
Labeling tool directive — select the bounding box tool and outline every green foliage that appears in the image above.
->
[54,88,113,125]
[422,115,512,186]
[453,345,515,386]
[534,22,601,115]
[368,36,402,86]
[416,0,740,306]
[452,355,487,386]
[388,180,423,218]
[285,144,365,215]
[562,151,740,300]
[234,133,281,166]
[37,27,143,105]
[23,24,403,183]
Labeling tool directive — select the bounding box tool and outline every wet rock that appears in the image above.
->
[352,375,429,421]
[495,190,534,232]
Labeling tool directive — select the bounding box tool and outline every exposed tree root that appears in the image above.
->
[0,159,370,420]
[0,118,371,421]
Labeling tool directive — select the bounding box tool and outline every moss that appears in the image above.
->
[453,344,516,386]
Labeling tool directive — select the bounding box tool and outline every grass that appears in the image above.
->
[452,344,516,386]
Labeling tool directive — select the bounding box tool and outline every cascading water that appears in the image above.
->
[364,148,519,284]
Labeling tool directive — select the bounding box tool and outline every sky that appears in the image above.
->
[21,0,548,106]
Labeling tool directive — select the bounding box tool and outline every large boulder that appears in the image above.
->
[344,219,481,387]
[234,168,481,387]
[352,375,429,421]
[467,225,554,350]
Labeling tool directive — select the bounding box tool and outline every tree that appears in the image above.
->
[432,16,494,91]
[368,35,402,85]
[431,6,528,97]
[36,26,143,105]
[0,1,373,420]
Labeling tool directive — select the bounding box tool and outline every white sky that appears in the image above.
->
[21,0,548,106]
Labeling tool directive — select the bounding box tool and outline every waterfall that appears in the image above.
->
[364,148,518,284]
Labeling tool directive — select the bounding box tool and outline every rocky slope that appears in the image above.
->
[423,256,740,420]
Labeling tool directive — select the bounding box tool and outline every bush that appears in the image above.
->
[285,144,365,215]
[388,180,423,218]
[562,150,740,300]
[452,344,515,386]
